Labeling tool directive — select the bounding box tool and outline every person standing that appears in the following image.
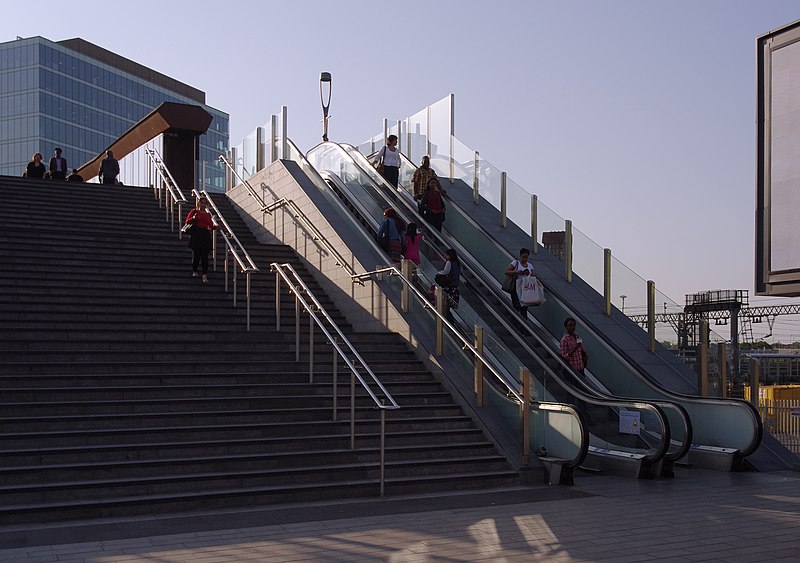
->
[67,169,84,182]
[374,134,401,188]
[411,155,439,201]
[436,248,461,313]
[376,207,405,263]
[420,177,446,232]
[184,197,218,283]
[403,223,422,265]
[98,150,120,185]
[48,148,68,180]
[23,153,46,178]
[560,317,588,375]
[505,248,534,318]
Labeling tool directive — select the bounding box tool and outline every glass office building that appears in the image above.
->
[0,36,228,190]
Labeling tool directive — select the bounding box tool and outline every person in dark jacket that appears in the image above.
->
[184,197,218,283]
[23,153,46,178]
[420,177,446,232]
[49,147,68,180]
[98,150,120,185]
[67,169,84,182]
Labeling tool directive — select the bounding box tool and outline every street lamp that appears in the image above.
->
[620,294,627,314]
[319,72,332,142]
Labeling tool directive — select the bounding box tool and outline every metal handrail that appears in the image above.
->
[353,265,524,404]
[271,262,398,497]
[218,154,267,209]
[273,262,399,410]
[191,189,258,274]
[217,150,360,282]
[144,147,188,235]
[261,184,361,283]
[187,189,258,330]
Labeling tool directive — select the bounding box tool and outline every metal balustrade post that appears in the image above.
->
[295,294,301,363]
[271,115,278,163]
[473,151,479,204]
[246,272,251,332]
[233,265,238,307]
[449,93,455,184]
[281,106,288,159]
[224,253,229,292]
[309,314,314,383]
[500,172,507,228]
[531,194,538,255]
[332,344,338,421]
[350,371,356,450]
[406,119,411,162]
[400,259,411,312]
[435,286,445,356]
[177,203,183,240]
[383,118,388,147]
[397,120,402,152]
[426,105,431,157]
[212,230,217,272]
[380,407,386,498]
[521,368,531,465]
[565,220,573,282]
[604,249,612,316]
[275,273,281,331]
[647,280,656,352]
[475,325,485,407]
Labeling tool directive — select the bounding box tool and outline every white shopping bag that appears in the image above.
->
[517,275,543,305]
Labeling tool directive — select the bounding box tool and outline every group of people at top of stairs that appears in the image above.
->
[22,148,120,185]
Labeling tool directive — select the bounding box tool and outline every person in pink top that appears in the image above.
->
[403,223,422,265]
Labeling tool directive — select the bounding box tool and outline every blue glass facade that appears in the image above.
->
[0,36,228,191]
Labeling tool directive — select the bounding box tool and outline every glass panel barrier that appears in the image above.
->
[452,136,475,188]
[407,108,428,165]
[506,177,532,237]
[428,97,451,166]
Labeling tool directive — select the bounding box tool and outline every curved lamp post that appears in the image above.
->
[320,72,332,142]
[620,294,627,314]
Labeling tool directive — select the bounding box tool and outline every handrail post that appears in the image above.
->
[224,253,229,293]
[473,151,479,204]
[177,203,183,240]
[233,264,238,307]
[212,230,217,272]
[275,272,281,331]
[521,368,531,465]
[647,280,656,352]
[475,325,485,407]
[604,248,612,316]
[380,407,386,498]
[530,194,538,255]
[400,259,411,312]
[332,343,338,421]
[246,272,251,332]
[449,93,455,184]
[350,371,356,450]
[565,219,573,282]
[295,293,301,362]
[500,172,507,228]
[309,312,315,383]
[435,286,445,356]
[698,319,709,396]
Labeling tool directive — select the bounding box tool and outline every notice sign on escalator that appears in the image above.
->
[619,410,641,435]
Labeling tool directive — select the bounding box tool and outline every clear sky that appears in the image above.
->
[4,0,800,341]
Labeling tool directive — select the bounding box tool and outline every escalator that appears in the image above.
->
[304,141,687,479]
[358,146,774,471]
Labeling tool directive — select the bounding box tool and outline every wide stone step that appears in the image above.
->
[0,469,518,525]
[0,436,496,467]
[0,416,478,448]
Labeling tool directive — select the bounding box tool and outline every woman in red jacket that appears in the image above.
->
[184,197,217,283]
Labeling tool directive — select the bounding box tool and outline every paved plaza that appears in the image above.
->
[1,468,799,562]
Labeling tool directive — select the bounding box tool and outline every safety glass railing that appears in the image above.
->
[306,142,680,475]
[144,147,188,237]
[189,189,259,330]
[271,262,399,497]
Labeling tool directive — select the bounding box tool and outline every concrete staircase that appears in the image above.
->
[0,176,517,524]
